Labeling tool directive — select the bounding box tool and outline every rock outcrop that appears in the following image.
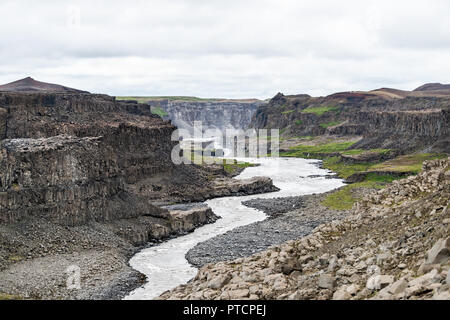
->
[159,158,450,300]
[250,89,450,153]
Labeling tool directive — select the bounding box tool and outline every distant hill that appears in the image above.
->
[413,83,450,92]
[0,77,89,93]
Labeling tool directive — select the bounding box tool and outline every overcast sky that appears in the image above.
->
[1,0,449,99]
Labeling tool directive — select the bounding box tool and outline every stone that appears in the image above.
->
[366,275,394,291]
[366,265,381,275]
[387,279,408,295]
[318,274,336,290]
[346,284,360,296]
[432,290,450,300]
[207,274,232,289]
[425,238,450,265]
[228,289,250,299]
[408,269,440,287]
[376,252,393,265]
[333,287,352,300]
[447,270,450,285]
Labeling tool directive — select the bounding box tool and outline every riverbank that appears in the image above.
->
[160,158,450,300]
[186,192,349,267]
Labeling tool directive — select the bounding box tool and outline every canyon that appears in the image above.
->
[0,77,448,300]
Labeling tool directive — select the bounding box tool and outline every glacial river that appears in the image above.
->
[124,157,345,300]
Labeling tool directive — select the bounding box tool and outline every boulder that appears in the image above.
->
[207,274,232,289]
[387,279,408,295]
[318,274,336,290]
[425,238,450,265]
[366,275,394,291]
[333,287,352,300]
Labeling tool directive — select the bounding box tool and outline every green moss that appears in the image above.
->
[150,106,169,117]
[301,105,340,116]
[282,109,295,115]
[319,121,342,128]
[295,120,303,125]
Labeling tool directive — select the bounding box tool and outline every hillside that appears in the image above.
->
[0,77,89,93]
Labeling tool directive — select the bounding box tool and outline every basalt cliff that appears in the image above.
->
[147,98,262,134]
[251,85,450,153]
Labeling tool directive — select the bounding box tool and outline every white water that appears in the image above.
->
[124,157,345,300]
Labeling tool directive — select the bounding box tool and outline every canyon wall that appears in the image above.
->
[0,92,274,227]
[148,99,263,134]
[250,92,450,153]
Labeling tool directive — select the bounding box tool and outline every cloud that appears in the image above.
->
[0,0,449,98]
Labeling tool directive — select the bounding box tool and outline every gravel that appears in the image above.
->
[186,191,349,267]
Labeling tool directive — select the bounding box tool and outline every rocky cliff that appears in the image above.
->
[250,89,450,153]
[148,99,263,134]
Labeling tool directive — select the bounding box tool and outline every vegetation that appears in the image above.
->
[0,293,22,300]
[319,121,342,128]
[371,153,447,173]
[301,105,340,116]
[322,173,400,210]
[150,106,169,117]
[116,96,222,102]
[223,160,257,175]
[282,109,295,115]
[340,149,391,156]
[295,120,303,126]
[280,141,356,158]
[322,156,373,178]
[281,140,446,210]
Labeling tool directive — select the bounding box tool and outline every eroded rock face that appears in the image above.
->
[250,92,450,153]
[0,92,276,228]
[148,99,262,134]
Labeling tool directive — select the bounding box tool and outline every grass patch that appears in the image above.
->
[301,105,340,116]
[340,149,391,156]
[319,121,342,128]
[116,96,221,102]
[322,156,373,178]
[322,173,400,210]
[280,141,356,158]
[371,153,446,173]
[282,110,295,115]
[295,120,303,126]
[223,161,257,174]
[150,106,169,117]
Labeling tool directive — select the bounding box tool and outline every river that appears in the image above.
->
[124,157,345,300]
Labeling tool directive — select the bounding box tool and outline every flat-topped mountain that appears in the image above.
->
[0,77,89,93]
